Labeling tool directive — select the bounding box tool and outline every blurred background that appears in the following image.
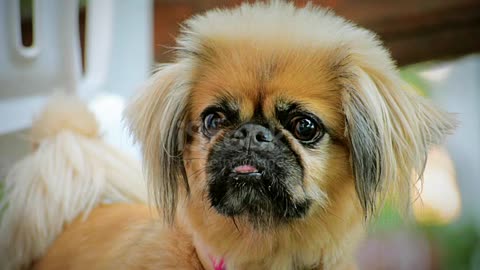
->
[1,0,479,269]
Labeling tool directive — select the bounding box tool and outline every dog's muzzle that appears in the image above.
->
[206,123,310,224]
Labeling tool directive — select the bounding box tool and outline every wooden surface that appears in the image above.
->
[153,0,480,66]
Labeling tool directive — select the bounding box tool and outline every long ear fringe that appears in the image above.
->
[125,63,191,224]
[0,98,147,270]
[344,66,456,220]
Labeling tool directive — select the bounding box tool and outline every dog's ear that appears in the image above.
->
[342,57,456,219]
[125,62,191,223]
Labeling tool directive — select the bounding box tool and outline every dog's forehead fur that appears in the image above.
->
[188,42,345,135]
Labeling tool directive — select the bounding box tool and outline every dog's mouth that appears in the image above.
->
[232,164,260,175]
[206,149,310,225]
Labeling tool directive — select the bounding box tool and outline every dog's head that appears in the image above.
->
[126,2,455,231]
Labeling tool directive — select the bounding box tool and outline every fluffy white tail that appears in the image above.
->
[0,96,147,270]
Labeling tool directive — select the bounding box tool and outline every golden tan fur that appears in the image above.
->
[1,2,455,270]
[34,204,203,270]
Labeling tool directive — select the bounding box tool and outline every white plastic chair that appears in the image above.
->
[0,0,152,161]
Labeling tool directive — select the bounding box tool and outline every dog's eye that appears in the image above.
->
[289,116,324,143]
[203,112,226,136]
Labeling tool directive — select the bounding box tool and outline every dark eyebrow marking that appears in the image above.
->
[275,100,302,123]
[200,96,240,124]
[275,100,336,139]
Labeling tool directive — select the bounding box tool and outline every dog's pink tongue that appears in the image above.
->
[234,165,258,174]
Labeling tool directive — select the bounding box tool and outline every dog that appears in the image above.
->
[0,1,455,269]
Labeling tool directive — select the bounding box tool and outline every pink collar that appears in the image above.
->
[194,235,227,270]
[208,254,226,270]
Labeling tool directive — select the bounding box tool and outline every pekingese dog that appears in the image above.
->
[0,1,455,270]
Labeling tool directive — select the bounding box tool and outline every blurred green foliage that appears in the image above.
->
[424,222,480,270]
[0,181,5,219]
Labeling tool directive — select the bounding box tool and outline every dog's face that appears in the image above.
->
[185,45,351,225]
[127,2,455,243]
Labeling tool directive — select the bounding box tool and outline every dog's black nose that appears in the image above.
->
[233,123,273,145]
